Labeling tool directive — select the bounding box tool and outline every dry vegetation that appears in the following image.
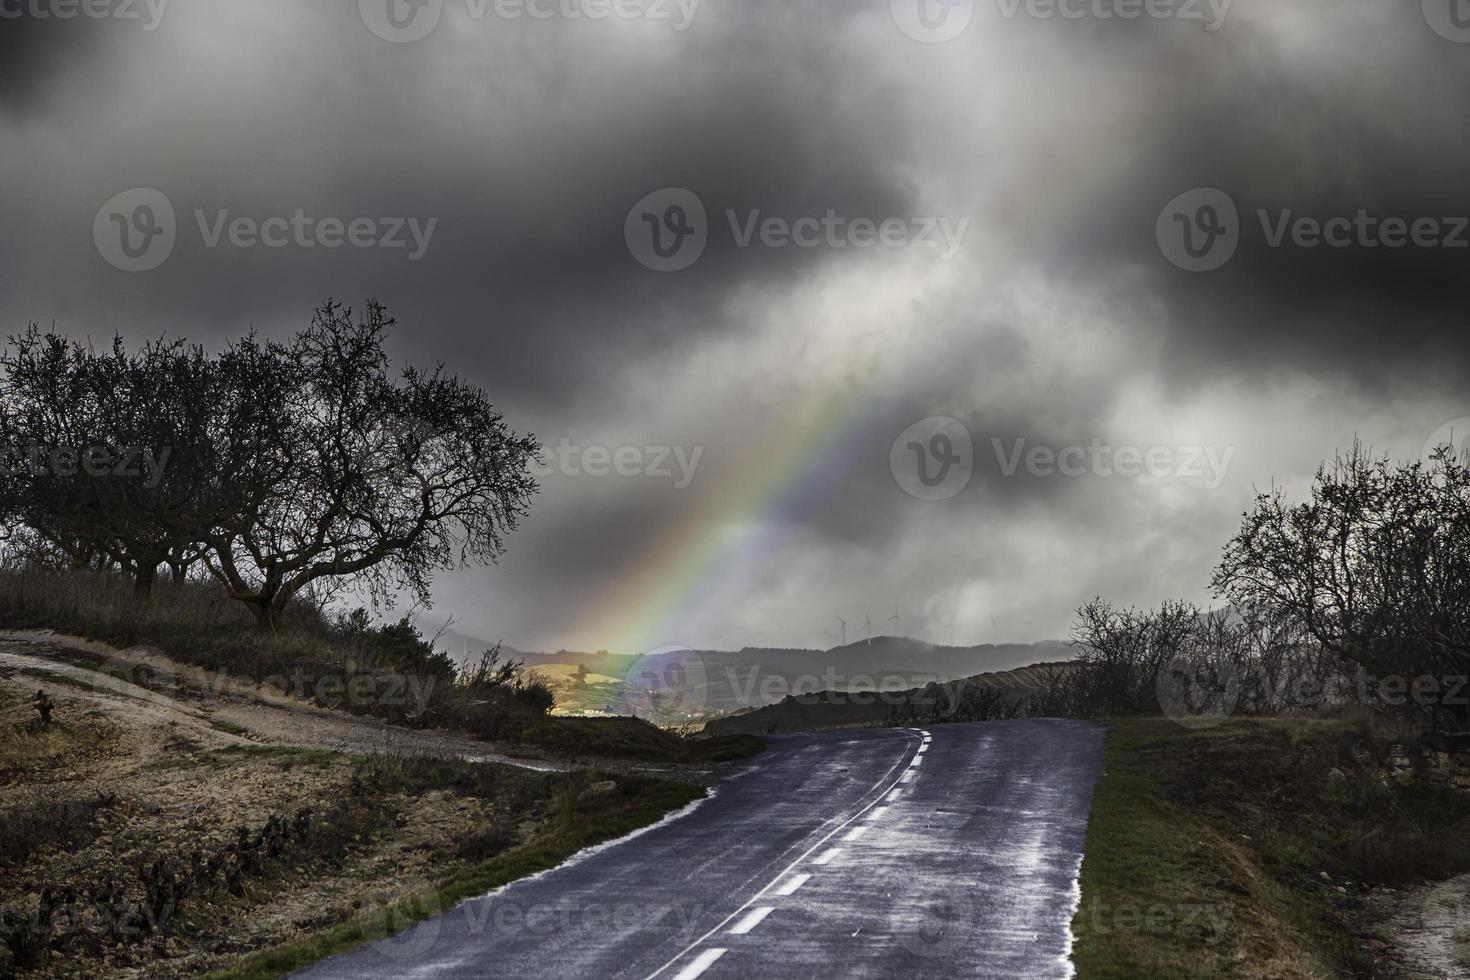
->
[0,655,706,978]
[1073,717,1470,979]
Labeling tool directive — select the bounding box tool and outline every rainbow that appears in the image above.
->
[571,121,1154,656]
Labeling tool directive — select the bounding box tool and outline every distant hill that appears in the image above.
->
[429,631,1071,725]
[701,662,1074,736]
[427,625,528,667]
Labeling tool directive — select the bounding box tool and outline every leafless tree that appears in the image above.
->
[1214,443,1470,730]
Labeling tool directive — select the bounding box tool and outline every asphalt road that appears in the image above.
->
[294,719,1105,980]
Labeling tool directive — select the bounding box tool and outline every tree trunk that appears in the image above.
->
[249,587,291,630]
[251,601,276,629]
[133,562,157,599]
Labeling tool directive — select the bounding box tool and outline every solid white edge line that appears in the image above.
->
[672,948,727,980]
[1060,850,1086,980]
[728,906,775,936]
[400,789,722,980]
[643,728,924,979]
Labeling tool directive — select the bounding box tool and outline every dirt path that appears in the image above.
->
[0,630,570,772]
[0,630,733,978]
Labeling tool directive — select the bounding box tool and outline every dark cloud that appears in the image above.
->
[1,0,1466,650]
[0,12,99,112]
[1055,4,1470,389]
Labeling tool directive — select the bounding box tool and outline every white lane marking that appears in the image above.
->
[867,805,890,820]
[644,728,923,980]
[916,746,928,756]
[774,873,811,896]
[900,770,915,783]
[813,847,842,865]
[843,825,868,842]
[673,949,726,980]
[885,789,902,802]
[908,757,923,769]
[728,907,775,936]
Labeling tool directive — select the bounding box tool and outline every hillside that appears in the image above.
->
[701,661,1072,735]
[0,633,717,978]
[500,637,1071,725]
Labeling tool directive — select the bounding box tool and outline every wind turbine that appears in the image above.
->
[837,617,848,645]
[864,615,873,644]
[889,610,902,636]
[945,619,955,646]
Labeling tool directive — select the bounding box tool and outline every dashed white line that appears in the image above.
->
[673,948,726,980]
[643,728,924,980]
[900,770,915,783]
[813,847,843,866]
[916,745,928,755]
[867,805,890,820]
[885,789,902,802]
[774,873,811,896]
[728,907,775,936]
[843,826,869,842]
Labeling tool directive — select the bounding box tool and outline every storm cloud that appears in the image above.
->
[3,0,1467,653]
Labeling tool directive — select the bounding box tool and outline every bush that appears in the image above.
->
[0,789,115,867]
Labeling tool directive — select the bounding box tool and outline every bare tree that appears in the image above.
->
[0,330,213,596]
[1214,444,1470,730]
[203,301,540,628]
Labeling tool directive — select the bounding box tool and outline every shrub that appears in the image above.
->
[0,789,115,867]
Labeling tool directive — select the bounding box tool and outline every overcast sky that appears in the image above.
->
[4,0,1469,654]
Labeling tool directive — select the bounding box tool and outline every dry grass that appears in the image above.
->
[1072,717,1470,979]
